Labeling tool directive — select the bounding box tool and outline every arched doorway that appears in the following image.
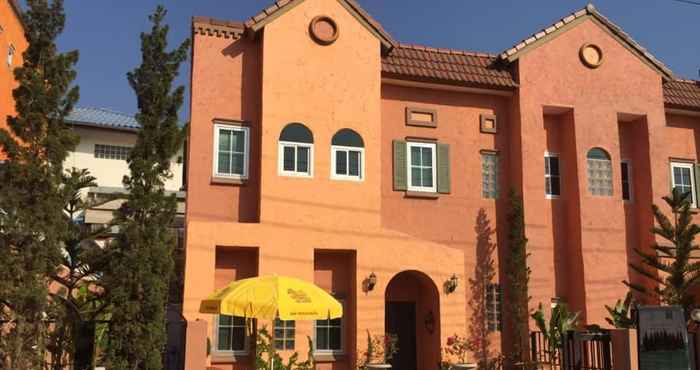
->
[385,270,441,370]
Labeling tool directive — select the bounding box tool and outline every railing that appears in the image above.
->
[530,330,613,370]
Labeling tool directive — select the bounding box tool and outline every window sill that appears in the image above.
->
[405,191,440,199]
[211,176,247,186]
[314,353,346,362]
[211,353,249,363]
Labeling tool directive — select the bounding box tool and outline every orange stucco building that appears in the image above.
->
[0,0,25,159]
[183,1,700,368]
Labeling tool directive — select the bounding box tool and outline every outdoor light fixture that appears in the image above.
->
[363,272,377,292]
[692,309,700,323]
[444,274,458,294]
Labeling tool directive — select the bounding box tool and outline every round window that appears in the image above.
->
[309,15,339,45]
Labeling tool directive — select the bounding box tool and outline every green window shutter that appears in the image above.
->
[393,140,407,191]
[437,143,451,194]
[694,164,700,206]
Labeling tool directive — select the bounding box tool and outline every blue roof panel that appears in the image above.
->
[66,107,140,132]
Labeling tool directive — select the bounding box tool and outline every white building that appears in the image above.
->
[65,107,186,226]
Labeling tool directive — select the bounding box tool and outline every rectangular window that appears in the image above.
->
[274,319,295,350]
[331,146,363,181]
[671,162,696,207]
[279,142,313,177]
[486,284,502,332]
[481,152,499,199]
[214,124,249,179]
[314,315,342,354]
[7,44,14,66]
[407,142,436,192]
[94,144,131,160]
[216,315,247,354]
[621,161,632,201]
[545,153,561,198]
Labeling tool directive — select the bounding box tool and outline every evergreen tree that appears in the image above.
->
[504,190,531,364]
[468,209,496,368]
[624,188,700,318]
[0,0,79,368]
[102,6,189,369]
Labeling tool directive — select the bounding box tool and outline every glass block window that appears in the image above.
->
[214,124,249,178]
[94,144,131,160]
[315,316,342,353]
[407,142,436,192]
[621,161,632,201]
[545,154,561,197]
[274,319,295,350]
[587,148,612,196]
[481,152,499,199]
[671,162,696,207]
[486,284,502,332]
[216,315,247,353]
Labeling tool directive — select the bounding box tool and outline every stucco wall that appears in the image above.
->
[65,126,184,192]
[0,0,26,159]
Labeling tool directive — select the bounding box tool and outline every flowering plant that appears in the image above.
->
[360,331,399,365]
[444,334,470,364]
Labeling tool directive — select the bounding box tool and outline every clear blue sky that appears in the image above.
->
[45,0,699,120]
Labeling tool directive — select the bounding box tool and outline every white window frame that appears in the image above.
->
[213,124,250,180]
[213,315,249,357]
[621,160,633,203]
[313,300,345,356]
[330,145,364,182]
[545,152,561,199]
[7,43,14,67]
[278,141,314,178]
[671,161,696,208]
[406,142,437,193]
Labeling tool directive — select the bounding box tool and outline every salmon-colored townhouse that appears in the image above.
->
[183,1,700,369]
[0,0,26,160]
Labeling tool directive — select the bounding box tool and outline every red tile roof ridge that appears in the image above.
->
[396,43,498,59]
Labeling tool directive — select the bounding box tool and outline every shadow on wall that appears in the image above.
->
[468,209,499,369]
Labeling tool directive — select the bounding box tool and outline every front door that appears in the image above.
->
[386,302,417,370]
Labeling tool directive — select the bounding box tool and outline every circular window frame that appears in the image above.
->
[309,15,339,46]
[579,43,604,69]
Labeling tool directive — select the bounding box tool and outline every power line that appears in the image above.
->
[671,0,700,5]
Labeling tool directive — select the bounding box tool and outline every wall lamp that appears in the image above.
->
[444,274,458,295]
[363,272,377,292]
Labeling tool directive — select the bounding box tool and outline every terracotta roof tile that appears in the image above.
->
[382,44,517,90]
[664,80,700,111]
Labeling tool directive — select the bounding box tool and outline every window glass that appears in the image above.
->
[315,317,342,353]
[407,142,436,192]
[279,123,313,177]
[621,161,632,201]
[481,153,499,199]
[274,319,295,350]
[215,125,248,178]
[331,129,364,181]
[545,154,561,197]
[217,315,246,352]
[587,148,612,196]
[671,162,695,207]
[486,284,502,332]
[94,144,131,160]
[279,123,314,143]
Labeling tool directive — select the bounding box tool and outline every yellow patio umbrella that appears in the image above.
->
[199,275,343,320]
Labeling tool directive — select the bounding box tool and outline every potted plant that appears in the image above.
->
[360,331,398,370]
[444,334,477,370]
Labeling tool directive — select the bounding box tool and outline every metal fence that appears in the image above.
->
[530,330,613,370]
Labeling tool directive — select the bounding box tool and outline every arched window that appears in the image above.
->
[587,147,612,196]
[331,129,364,181]
[279,123,314,177]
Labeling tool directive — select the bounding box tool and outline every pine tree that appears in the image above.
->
[624,187,700,318]
[504,190,531,365]
[102,6,189,369]
[0,0,79,368]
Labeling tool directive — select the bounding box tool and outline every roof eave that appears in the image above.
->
[67,121,139,133]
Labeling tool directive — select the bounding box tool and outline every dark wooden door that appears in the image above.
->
[386,302,417,370]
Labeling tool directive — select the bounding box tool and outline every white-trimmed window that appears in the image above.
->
[215,315,247,355]
[671,161,696,207]
[94,144,131,160]
[407,142,436,192]
[274,319,295,350]
[314,314,343,354]
[7,44,14,66]
[481,152,499,199]
[331,129,364,181]
[587,148,613,196]
[214,124,249,179]
[621,161,632,202]
[279,123,314,177]
[545,153,560,198]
